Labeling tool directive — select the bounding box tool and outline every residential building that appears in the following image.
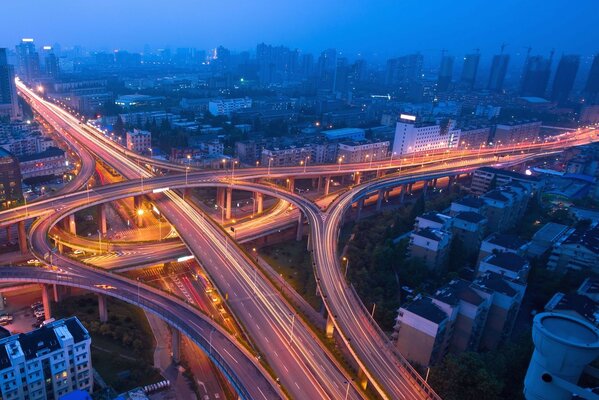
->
[473,272,526,350]
[433,279,491,353]
[584,54,599,104]
[125,129,151,154]
[208,98,252,116]
[481,185,530,233]
[0,49,20,121]
[492,120,542,146]
[18,147,68,179]
[414,212,452,231]
[408,227,452,270]
[14,39,40,83]
[520,54,552,98]
[0,122,54,156]
[550,55,580,103]
[392,114,460,155]
[457,125,491,149]
[0,317,92,400]
[337,140,389,164]
[437,55,454,92]
[0,148,22,207]
[50,79,111,114]
[478,233,529,262]
[478,252,530,281]
[547,224,599,272]
[386,54,424,101]
[261,145,312,167]
[545,292,599,327]
[487,53,510,92]
[394,295,452,366]
[578,278,599,302]
[471,166,541,195]
[322,128,365,142]
[451,212,488,257]
[114,94,165,108]
[450,196,487,216]
[460,52,480,90]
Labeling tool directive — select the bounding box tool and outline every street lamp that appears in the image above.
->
[231,160,238,182]
[97,230,102,254]
[337,156,343,171]
[342,256,349,277]
[389,151,397,167]
[303,156,310,173]
[268,158,273,176]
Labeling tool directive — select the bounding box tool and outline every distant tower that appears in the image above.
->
[487,45,510,92]
[437,51,454,92]
[524,312,599,400]
[460,50,480,90]
[42,46,60,78]
[584,54,599,104]
[550,54,580,103]
[14,38,40,83]
[520,51,553,98]
[0,48,20,121]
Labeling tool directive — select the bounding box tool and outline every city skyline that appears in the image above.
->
[1,0,598,57]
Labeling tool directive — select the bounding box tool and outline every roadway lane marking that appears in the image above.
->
[222,348,238,364]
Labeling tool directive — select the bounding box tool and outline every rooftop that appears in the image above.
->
[17,146,65,163]
[474,272,518,297]
[434,279,485,307]
[563,225,599,254]
[477,166,540,182]
[545,292,599,325]
[485,233,528,250]
[404,296,448,324]
[485,252,529,272]
[453,196,485,209]
[455,211,486,224]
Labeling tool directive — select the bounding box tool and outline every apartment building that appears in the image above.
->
[408,227,452,270]
[478,252,530,281]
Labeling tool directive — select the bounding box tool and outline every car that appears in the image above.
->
[0,314,13,325]
[31,301,42,310]
[27,259,41,265]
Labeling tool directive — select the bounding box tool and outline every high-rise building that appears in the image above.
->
[392,114,461,155]
[386,54,424,101]
[520,54,553,98]
[14,39,40,83]
[0,317,93,399]
[460,52,480,89]
[42,46,60,78]
[317,48,337,91]
[550,55,579,103]
[584,54,599,104]
[487,54,510,92]
[0,148,22,207]
[437,55,454,92]
[0,49,20,121]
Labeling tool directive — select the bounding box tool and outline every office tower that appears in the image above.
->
[550,55,579,103]
[584,54,599,104]
[0,148,22,207]
[0,317,93,399]
[0,49,20,121]
[42,46,60,78]
[14,38,40,82]
[299,53,314,78]
[487,54,510,92]
[460,52,480,89]
[386,54,424,101]
[520,54,553,97]
[437,55,454,92]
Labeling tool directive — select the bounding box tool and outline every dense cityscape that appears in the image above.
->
[0,2,599,400]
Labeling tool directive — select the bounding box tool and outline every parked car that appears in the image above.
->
[0,314,13,325]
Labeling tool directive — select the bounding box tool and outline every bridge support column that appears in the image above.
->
[18,221,27,254]
[216,187,225,209]
[325,313,335,338]
[358,368,369,390]
[256,192,263,214]
[67,214,76,235]
[172,328,180,363]
[422,180,429,197]
[41,284,52,320]
[52,284,62,303]
[324,176,331,196]
[97,204,107,236]
[448,175,456,189]
[296,214,303,241]
[287,178,295,193]
[354,172,361,185]
[376,189,384,212]
[376,169,384,178]
[5,226,11,243]
[225,188,232,220]
[357,198,364,220]
[432,178,438,188]
[98,294,108,323]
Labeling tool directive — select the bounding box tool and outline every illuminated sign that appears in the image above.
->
[400,114,416,121]
[177,255,194,262]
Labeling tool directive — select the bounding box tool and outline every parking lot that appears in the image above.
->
[1,286,47,334]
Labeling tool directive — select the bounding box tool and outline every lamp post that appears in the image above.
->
[97,230,102,254]
[342,256,349,277]
[303,156,309,173]
[389,151,396,167]
[338,156,343,171]
[268,158,273,176]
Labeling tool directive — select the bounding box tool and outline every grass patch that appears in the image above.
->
[259,238,322,310]
[53,294,162,393]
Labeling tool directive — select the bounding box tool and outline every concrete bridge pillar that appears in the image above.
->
[67,214,76,235]
[432,178,438,188]
[172,328,180,363]
[98,294,108,323]
[225,188,232,220]
[216,187,225,209]
[448,175,456,188]
[255,192,263,214]
[376,169,384,178]
[5,226,11,243]
[422,180,429,197]
[400,185,407,203]
[324,176,331,196]
[354,172,362,185]
[52,284,62,303]
[41,284,52,320]
[357,198,365,220]
[407,183,413,194]
[325,313,335,338]
[18,221,27,254]
[287,178,295,193]
[376,189,384,212]
[296,213,304,241]
[97,204,107,236]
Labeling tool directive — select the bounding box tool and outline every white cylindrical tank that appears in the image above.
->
[524,312,599,400]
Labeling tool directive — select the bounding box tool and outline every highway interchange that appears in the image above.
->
[1,79,597,399]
